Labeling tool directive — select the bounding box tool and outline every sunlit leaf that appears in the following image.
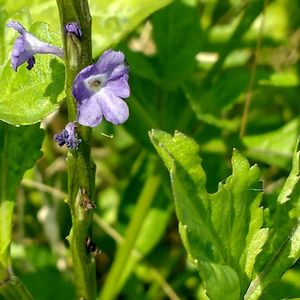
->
[245,139,300,300]
[0,22,65,125]
[149,129,266,300]
[90,0,173,55]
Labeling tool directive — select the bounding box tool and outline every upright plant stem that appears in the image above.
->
[99,176,160,300]
[56,1,96,299]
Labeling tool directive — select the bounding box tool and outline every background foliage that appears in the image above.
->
[0,0,299,299]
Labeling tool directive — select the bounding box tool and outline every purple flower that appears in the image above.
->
[54,122,81,150]
[72,49,130,127]
[7,21,64,71]
[64,22,82,38]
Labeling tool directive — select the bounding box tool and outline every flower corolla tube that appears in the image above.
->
[7,21,64,71]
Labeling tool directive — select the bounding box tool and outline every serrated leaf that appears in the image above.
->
[0,121,44,280]
[0,22,65,125]
[245,138,300,300]
[149,129,265,300]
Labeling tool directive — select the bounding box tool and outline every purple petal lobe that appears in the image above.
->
[98,89,129,125]
[7,21,26,34]
[105,74,130,98]
[77,97,103,127]
[96,50,126,77]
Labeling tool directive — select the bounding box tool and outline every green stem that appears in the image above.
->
[99,175,160,300]
[56,1,96,299]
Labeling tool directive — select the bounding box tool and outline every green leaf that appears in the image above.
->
[0,276,33,300]
[183,67,270,131]
[152,0,202,89]
[90,0,173,55]
[245,138,300,300]
[0,9,8,66]
[206,0,269,83]
[243,118,300,170]
[4,1,60,33]
[149,129,266,300]
[0,22,65,125]
[0,122,44,281]
[4,0,173,57]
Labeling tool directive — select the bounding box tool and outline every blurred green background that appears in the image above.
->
[1,0,300,299]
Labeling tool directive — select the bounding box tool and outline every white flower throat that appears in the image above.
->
[85,74,107,93]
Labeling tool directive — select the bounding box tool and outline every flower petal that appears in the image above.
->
[77,96,103,127]
[98,89,129,125]
[73,64,99,101]
[7,20,64,71]
[7,21,26,34]
[10,36,33,71]
[105,74,130,98]
[96,49,127,78]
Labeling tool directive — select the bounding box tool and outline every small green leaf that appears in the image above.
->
[149,129,265,300]
[0,22,65,125]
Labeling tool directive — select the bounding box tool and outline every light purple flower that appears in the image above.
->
[72,49,130,127]
[64,22,82,38]
[7,21,64,71]
[54,122,81,150]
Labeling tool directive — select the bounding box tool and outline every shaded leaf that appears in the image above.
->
[152,0,202,89]
[183,67,270,131]
[243,118,300,170]
[0,122,44,280]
